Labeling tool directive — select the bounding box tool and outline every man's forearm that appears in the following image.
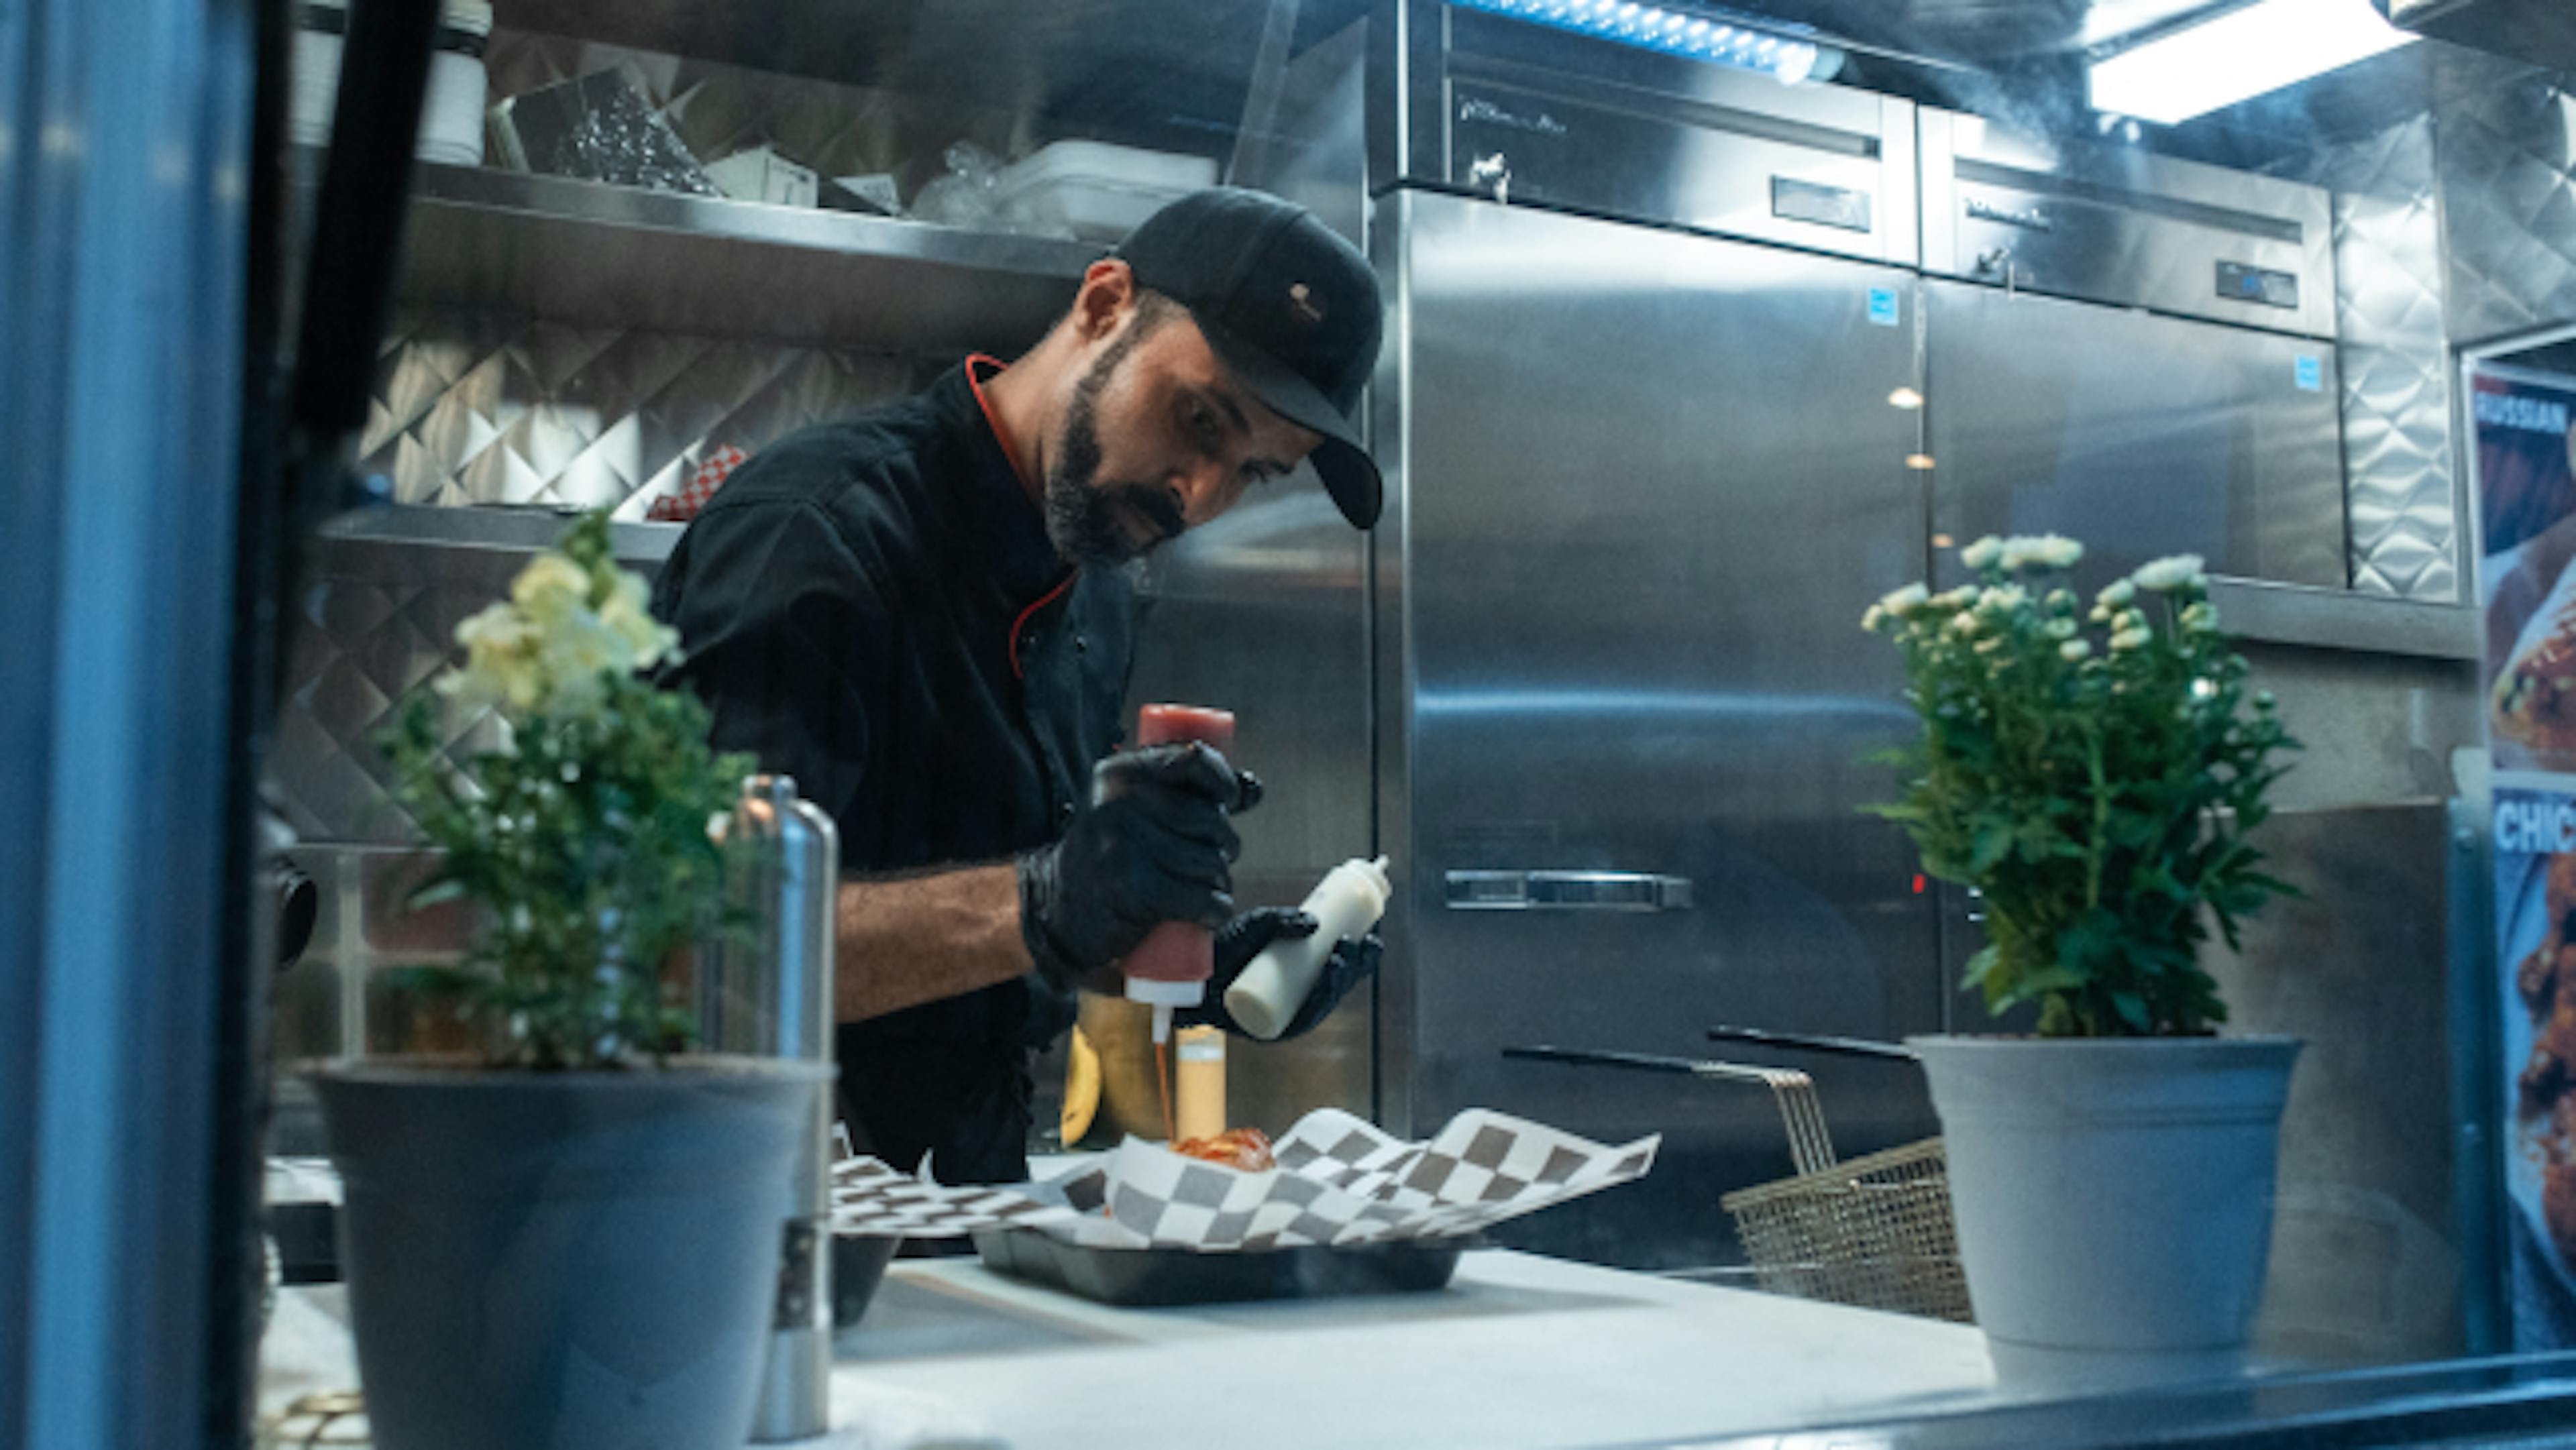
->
[833,865,1032,1023]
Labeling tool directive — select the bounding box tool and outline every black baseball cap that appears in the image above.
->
[1116,188,1386,529]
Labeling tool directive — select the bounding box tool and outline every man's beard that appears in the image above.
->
[1043,334,1186,565]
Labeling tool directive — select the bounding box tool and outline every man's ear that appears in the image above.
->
[1071,259,1139,343]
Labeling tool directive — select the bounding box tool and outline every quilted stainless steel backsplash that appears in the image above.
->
[270,315,935,845]
[2436,71,2576,347]
[361,309,936,514]
[2271,115,2461,602]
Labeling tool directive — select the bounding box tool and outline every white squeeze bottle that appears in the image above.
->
[1225,856,1393,1040]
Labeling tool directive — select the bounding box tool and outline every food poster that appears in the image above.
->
[2479,366,2576,773]
[2496,787,2576,1347]
[2480,365,2576,1347]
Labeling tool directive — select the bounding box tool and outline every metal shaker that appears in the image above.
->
[702,775,839,1443]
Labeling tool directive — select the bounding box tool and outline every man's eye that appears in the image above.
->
[1185,403,1221,451]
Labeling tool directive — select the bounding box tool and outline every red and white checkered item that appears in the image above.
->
[645,443,747,522]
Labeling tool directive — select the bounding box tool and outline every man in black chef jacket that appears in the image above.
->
[654,189,1386,1184]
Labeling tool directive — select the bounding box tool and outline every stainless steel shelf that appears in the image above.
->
[389,161,1101,351]
[2207,576,2480,661]
[310,505,680,590]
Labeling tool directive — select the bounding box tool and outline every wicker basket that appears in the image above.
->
[1721,1135,1971,1323]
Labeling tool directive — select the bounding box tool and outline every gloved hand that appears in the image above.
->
[1017,742,1262,991]
[1182,906,1383,1040]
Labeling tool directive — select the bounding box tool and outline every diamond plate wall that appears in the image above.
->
[2437,71,2576,347]
[2271,115,2461,601]
[269,314,936,842]
[273,561,515,847]
[360,310,934,515]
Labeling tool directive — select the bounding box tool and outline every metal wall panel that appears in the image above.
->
[1385,189,1942,1270]
[2267,114,2461,603]
[2436,72,2576,347]
[360,309,932,513]
[2203,802,2496,1365]
[1925,279,2350,592]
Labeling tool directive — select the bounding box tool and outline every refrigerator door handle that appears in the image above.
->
[1445,870,1695,911]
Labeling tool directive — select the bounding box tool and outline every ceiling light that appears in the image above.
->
[1888,387,1925,410]
[2088,0,2416,126]
[1905,454,1937,471]
[1450,0,1834,83]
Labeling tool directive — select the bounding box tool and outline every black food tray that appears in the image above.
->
[970,1227,1465,1306]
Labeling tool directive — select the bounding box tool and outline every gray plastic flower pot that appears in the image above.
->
[1908,1034,2302,1392]
[313,1056,833,1450]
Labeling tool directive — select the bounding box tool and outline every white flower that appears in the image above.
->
[1960,536,2004,570]
[534,609,635,718]
[2110,626,2153,652]
[2000,535,2084,571]
[1862,604,1886,632]
[2060,639,2091,662]
[2255,690,2277,710]
[2132,554,2206,593]
[2045,618,2077,639]
[1876,582,1931,619]
[2112,609,2145,634]
[511,553,594,624]
[1976,585,2027,614]
[2096,579,2136,609]
[442,602,543,712]
[2180,601,2219,634]
[1974,635,2004,654]
[1947,612,1980,637]
[2045,590,2076,612]
[1929,585,1979,612]
[600,571,679,670]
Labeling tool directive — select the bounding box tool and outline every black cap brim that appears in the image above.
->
[1195,314,1383,529]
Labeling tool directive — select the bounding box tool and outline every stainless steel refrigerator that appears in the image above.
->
[1372,188,1945,1270]
[1360,8,1947,1270]
[1352,5,2349,1271]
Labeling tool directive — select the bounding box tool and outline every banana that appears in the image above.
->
[1061,1023,1102,1145]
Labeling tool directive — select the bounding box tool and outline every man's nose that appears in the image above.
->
[1169,460,1240,528]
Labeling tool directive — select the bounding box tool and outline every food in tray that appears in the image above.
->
[1171,1127,1275,1172]
[2495,559,2576,756]
[2516,846,2576,1268]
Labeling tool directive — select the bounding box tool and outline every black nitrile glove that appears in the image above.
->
[1183,906,1383,1040]
[1017,742,1261,991]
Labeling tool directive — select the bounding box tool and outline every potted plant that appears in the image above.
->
[1864,535,2302,1390]
[311,513,831,1450]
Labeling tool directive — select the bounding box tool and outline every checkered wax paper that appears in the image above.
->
[830,1109,1656,1252]
[827,1156,1083,1239]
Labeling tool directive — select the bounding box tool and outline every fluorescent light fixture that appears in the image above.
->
[2089,0,2417,125]
[1450,0,1833,85]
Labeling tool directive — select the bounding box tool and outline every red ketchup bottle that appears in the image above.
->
[1121,704,1236,1044]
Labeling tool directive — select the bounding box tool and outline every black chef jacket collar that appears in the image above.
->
[953,355,1073,610]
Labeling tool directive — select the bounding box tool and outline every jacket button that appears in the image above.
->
[1074,633,1089,653]
[1057,800,1075,825]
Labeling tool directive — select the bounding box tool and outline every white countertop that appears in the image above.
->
[264,1249,2012,1449]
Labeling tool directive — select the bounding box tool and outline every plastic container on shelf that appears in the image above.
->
[991,140,1220,241]
[290,0,492,166]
